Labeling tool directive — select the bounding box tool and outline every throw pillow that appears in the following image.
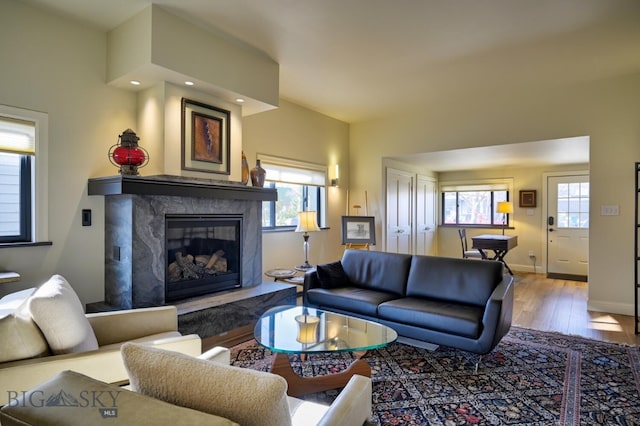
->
[121,343,292,426]
[0,288,49,363]
[316,261,350,289]
[28,274,99,354]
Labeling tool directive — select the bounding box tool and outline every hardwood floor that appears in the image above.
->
[512,273,640,346]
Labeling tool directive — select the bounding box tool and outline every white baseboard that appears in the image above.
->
[510,263,544,274]
[587,300,635,316]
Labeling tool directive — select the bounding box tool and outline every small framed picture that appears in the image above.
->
[181,98,230,175]
[341,216,376,245]
[519,190,537,208]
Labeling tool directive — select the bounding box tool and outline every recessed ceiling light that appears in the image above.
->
[235,98,245,103]
[185,81,194,86]
[130,80,141,86]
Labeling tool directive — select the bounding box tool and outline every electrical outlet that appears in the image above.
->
[528,250,535,257]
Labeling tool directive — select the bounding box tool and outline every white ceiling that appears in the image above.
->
[21,0,640,169]
[391,136,590,172]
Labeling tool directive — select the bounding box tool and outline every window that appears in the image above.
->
[259,155,327,230]
[557,182,589,228]
[0,105,48,245]
[0,118,34,242]
[441,181,512,227]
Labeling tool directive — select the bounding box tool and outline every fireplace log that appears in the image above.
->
[168,262,182,281]
[205,250,225,270]
[170,250,230,282]
[212,258,227,272]
[175,253,200,279]
[194,255,210,267]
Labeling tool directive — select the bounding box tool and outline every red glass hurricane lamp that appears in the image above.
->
[108,128,149,175]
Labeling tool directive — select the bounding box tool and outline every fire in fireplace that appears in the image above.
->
[165,214,242,301]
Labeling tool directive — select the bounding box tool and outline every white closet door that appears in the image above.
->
[415,175,437,255]
[386,168,413,254]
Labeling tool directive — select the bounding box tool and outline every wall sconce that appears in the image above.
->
[330,164,339,187]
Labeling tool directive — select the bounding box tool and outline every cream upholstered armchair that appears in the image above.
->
[122,343,373,426]
[0,275,202,406]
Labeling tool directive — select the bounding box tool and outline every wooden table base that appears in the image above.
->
[269,352,371,397]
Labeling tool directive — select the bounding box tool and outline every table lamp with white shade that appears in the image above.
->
[295,211,321,270]
[496,201,513,235]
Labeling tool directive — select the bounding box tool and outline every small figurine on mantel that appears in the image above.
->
[108,128,149,176]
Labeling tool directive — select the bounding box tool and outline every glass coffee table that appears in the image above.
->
[254,305,397,397]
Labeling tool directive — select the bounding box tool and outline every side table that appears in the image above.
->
[264,268,310,295]
[264,268,297,281]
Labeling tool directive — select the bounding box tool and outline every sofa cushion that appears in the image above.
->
[0,370,238,426]
[28,275,99,354]
[341,250,411,296]
[0,288,37,313]
[306,287,398,317]
[121,342,292,426]
[0,288,49,363]
[316,261,351,289]
[378,297,484,338]
[405,255,503,307]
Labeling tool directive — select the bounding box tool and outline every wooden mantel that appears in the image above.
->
[88,175,277,202]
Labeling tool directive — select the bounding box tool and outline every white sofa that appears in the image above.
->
[0,275,202,406]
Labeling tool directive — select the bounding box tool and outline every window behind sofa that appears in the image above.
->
[441,180,512,227]
[258,154,327,230]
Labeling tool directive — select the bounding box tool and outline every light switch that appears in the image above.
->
[600,205,619,216]
[82,209,91,226]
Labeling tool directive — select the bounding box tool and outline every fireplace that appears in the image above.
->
[88,175,277,309]
[165,214,242,301]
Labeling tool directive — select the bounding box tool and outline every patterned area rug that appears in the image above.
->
[230,327,640,425]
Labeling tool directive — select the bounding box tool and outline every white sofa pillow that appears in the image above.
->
[0,288,49,363]
[121,343,292,426]
[28,275,99,354]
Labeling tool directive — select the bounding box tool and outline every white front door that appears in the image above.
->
[546,174,589,280]
[386,168,413,254]
[415,175,437,255]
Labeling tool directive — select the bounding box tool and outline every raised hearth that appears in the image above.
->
[176,281,297,338]
[88,175,277,309]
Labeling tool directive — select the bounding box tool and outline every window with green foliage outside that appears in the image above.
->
[259,156,327,230]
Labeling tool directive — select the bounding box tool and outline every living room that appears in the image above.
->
[2,1,640,424]
[1,0,639,322]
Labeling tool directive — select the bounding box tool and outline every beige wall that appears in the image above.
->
[243,100,350,272]
[0,0,136,303]
[351,73,640,315]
